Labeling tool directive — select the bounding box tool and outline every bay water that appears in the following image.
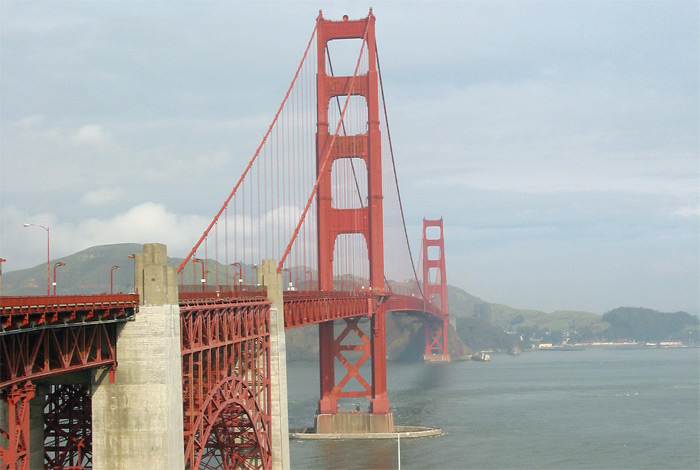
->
[287,348,699,469]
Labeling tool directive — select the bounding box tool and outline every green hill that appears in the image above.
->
[2,243,145,295]
[1,243,260,295]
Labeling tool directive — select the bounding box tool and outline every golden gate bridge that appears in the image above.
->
[1,10,450,470]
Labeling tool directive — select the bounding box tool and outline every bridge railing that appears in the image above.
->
[383,293,445,319]
[283,290,374,328]
[178,284,267,305]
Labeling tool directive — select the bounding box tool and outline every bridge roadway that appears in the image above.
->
[180,287,445,329]
[0,288,445,391]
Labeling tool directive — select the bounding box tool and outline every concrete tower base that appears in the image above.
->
[258,260,291,470]
[424,353,451,362]
[91,244,184,470]
[315,412,395,434]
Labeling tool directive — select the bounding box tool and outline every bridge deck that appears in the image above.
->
[0,294,139,389]
[0,294,139,334]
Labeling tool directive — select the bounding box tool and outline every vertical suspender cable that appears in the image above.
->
[177,23,319,274]
[375,43,424,298]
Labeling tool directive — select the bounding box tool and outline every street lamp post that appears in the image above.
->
[282,268,293,291]
[127,254,136,293]
[252,264,259,287]
[231,262,242,289]
[110,265,121,294]
[23,223,50,295]
[0,258,6,296]
[305,269,313,290]
[53,262,65,295]
[193,258,205,292]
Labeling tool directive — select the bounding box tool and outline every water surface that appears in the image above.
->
[288,348,699,469]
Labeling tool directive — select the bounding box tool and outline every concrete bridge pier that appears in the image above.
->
[91,243,185,470]
[258,259,291,470]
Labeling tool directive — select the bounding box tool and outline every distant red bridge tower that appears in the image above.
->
[422,218,450,361]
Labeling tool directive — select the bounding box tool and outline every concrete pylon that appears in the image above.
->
[258,259,290,470]
[91,243,184,470]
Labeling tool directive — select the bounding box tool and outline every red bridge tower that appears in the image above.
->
[315,10,392,431]
[422,218,451,361]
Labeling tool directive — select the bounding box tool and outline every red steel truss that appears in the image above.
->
[180,295,272,470]
[282,291,373,329]
[421,218,450,358]
[0,295,135,470]
[1,295,137,390]
[0,381,35,470]
[43,384,92,470]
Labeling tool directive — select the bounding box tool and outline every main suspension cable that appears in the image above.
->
[376,43,424,299]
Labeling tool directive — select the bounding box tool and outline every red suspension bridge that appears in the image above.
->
[1,10,450,470]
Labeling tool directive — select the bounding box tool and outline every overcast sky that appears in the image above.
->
[1,1,698,315]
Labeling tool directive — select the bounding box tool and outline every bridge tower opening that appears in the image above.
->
[315,9,393,432]
[422,218,451,361]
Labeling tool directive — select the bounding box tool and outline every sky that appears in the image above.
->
[1,1,698,315]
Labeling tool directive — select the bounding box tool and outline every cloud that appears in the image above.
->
[15,114,45,130]
[672,205,700,218]
[396,77,697,200]
[71,124,113,146]
[81,186,125,206]
[0,203,209,271]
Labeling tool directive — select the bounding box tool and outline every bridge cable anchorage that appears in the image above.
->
[375,43,425,301]
[276,18,371,274]
[177,21,320,275]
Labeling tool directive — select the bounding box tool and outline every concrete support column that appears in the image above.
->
[258,259,290,470]
[29,385,48,470]
[91,243,184,470]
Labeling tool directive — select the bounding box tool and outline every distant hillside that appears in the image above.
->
[1,243,260,295]
[448,284,599,330]
[446,284,698,349]
[600,307,698,342]
[2,243,145,295]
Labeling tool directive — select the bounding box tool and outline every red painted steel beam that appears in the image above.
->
[0,294,138,333]
[383,293,445,319]
[0,322,121,390]
[43,384,92,470]
[282,291,373,328]
[0,381,35,470]
[180,298,272,469]
[178,287,267,306]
